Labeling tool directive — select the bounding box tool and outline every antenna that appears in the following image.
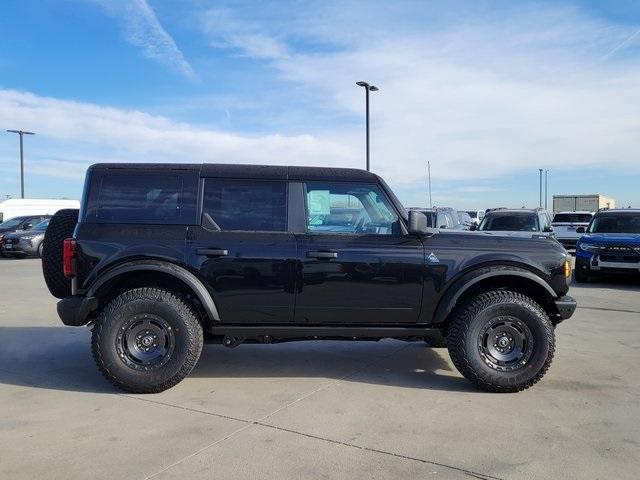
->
[428,161,433,208]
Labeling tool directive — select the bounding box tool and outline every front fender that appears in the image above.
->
[432,265,556,325]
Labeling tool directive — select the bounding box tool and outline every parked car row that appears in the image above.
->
[0,216,51,258]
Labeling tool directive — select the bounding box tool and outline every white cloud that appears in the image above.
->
[200,3,640,187]
[0,89,357,180]
[92,0,197,80]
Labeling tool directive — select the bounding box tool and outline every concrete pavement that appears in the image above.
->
[0,258,638,479]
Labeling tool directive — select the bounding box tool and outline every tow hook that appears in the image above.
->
[222,336,245,348]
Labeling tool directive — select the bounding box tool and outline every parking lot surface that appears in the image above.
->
[0,258,638,479]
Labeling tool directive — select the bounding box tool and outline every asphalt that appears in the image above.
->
[0,258,638,479]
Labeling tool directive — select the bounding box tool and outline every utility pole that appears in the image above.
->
[538,168,543,208]
[355,81,379,171]
[7,129,35,199]
[544,170,548,210]
[427,161,433,208]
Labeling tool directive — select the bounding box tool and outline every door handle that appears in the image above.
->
[197,248,229,257]
[307,251,338,259]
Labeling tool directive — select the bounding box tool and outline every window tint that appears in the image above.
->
[203,179,287,231]
[305,182,400,235]
[588,214,640,233]
[553,213,593,223]
[479,212,539,231]
[97,174,182,223]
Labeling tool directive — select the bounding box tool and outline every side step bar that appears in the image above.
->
[208,325,439,339]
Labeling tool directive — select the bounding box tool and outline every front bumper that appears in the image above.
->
[57,295,98,326]
[554,295,577,321]
[1,238,38,255]
[576,252,640,275]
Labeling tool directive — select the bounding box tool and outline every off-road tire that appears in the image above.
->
[92,288,204,393]
[447,290,555,393]
[41,209,79,298]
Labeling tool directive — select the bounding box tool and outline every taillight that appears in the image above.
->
[63,238,77,278]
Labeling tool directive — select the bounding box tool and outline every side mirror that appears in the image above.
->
[543,225,554,233]
[408,210,428,235]
[469,224,477,231]
[576,226,586,234]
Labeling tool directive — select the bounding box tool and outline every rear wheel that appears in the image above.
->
[41,209,79,298]
[447,290,554,393]
[92,288,204,393]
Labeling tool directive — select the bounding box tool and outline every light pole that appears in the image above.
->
[544,169,549,210]
[538,168,543,208]
[355,81,379,171]
[7,129,35,199]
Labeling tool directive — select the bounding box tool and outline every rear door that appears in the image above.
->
[294,181,424,324]
[185,178,297,323]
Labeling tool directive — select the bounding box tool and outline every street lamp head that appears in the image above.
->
[7,130,35,135]
[369,85,379,92]
[356,81,369,88]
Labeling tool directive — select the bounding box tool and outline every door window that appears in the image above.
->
[203,179,287,231]
[305,182,400,235]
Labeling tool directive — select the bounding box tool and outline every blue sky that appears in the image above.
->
[1,0,640,209]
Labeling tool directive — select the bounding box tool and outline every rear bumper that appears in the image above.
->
[57,295,98,326]
[554,295,577,322]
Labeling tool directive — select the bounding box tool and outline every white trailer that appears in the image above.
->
[552,195,615,214]
[0,198,80,222]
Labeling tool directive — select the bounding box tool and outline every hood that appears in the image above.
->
[580,233,640,244]
[476,230,552,239]
[4,229,45,240]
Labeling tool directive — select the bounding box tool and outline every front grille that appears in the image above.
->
[599,245,640,261]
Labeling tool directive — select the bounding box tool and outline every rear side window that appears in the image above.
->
[203,179,287,231]
[98,175,181,222]
[83,171,199,224]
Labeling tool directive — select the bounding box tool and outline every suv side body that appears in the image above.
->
[52,163,576,393]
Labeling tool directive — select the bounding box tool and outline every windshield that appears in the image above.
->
[553,213,592,223]
[33,219,50,231]
[0,217,24,229]
[466,211,478,219]
[479,212,539,231]
[588,214,640,233]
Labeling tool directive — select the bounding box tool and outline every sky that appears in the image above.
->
[1,0,640,209]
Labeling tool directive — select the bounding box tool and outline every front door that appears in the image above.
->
[186,178,297,323]
[294,181,425,324]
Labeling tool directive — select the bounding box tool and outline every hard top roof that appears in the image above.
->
[594,208,640,214]
[88,163,378,182]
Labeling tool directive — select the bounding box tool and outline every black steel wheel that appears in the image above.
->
[92,287,203,393]
[478,317,534,372]
[447,290,555,393]
[118,314,176,371]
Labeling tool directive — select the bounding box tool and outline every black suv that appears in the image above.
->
[42,164,576,394]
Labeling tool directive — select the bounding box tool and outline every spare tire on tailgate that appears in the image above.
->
[42,209,79,299]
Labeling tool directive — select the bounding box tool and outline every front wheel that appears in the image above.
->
[92,288,204,393]
[447,290,554,393]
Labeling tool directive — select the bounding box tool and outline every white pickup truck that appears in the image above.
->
[551,211,594,249]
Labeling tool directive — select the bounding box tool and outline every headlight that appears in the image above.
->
[21,235,36,241]
[577,241,599,252]
[563,260,571,278]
